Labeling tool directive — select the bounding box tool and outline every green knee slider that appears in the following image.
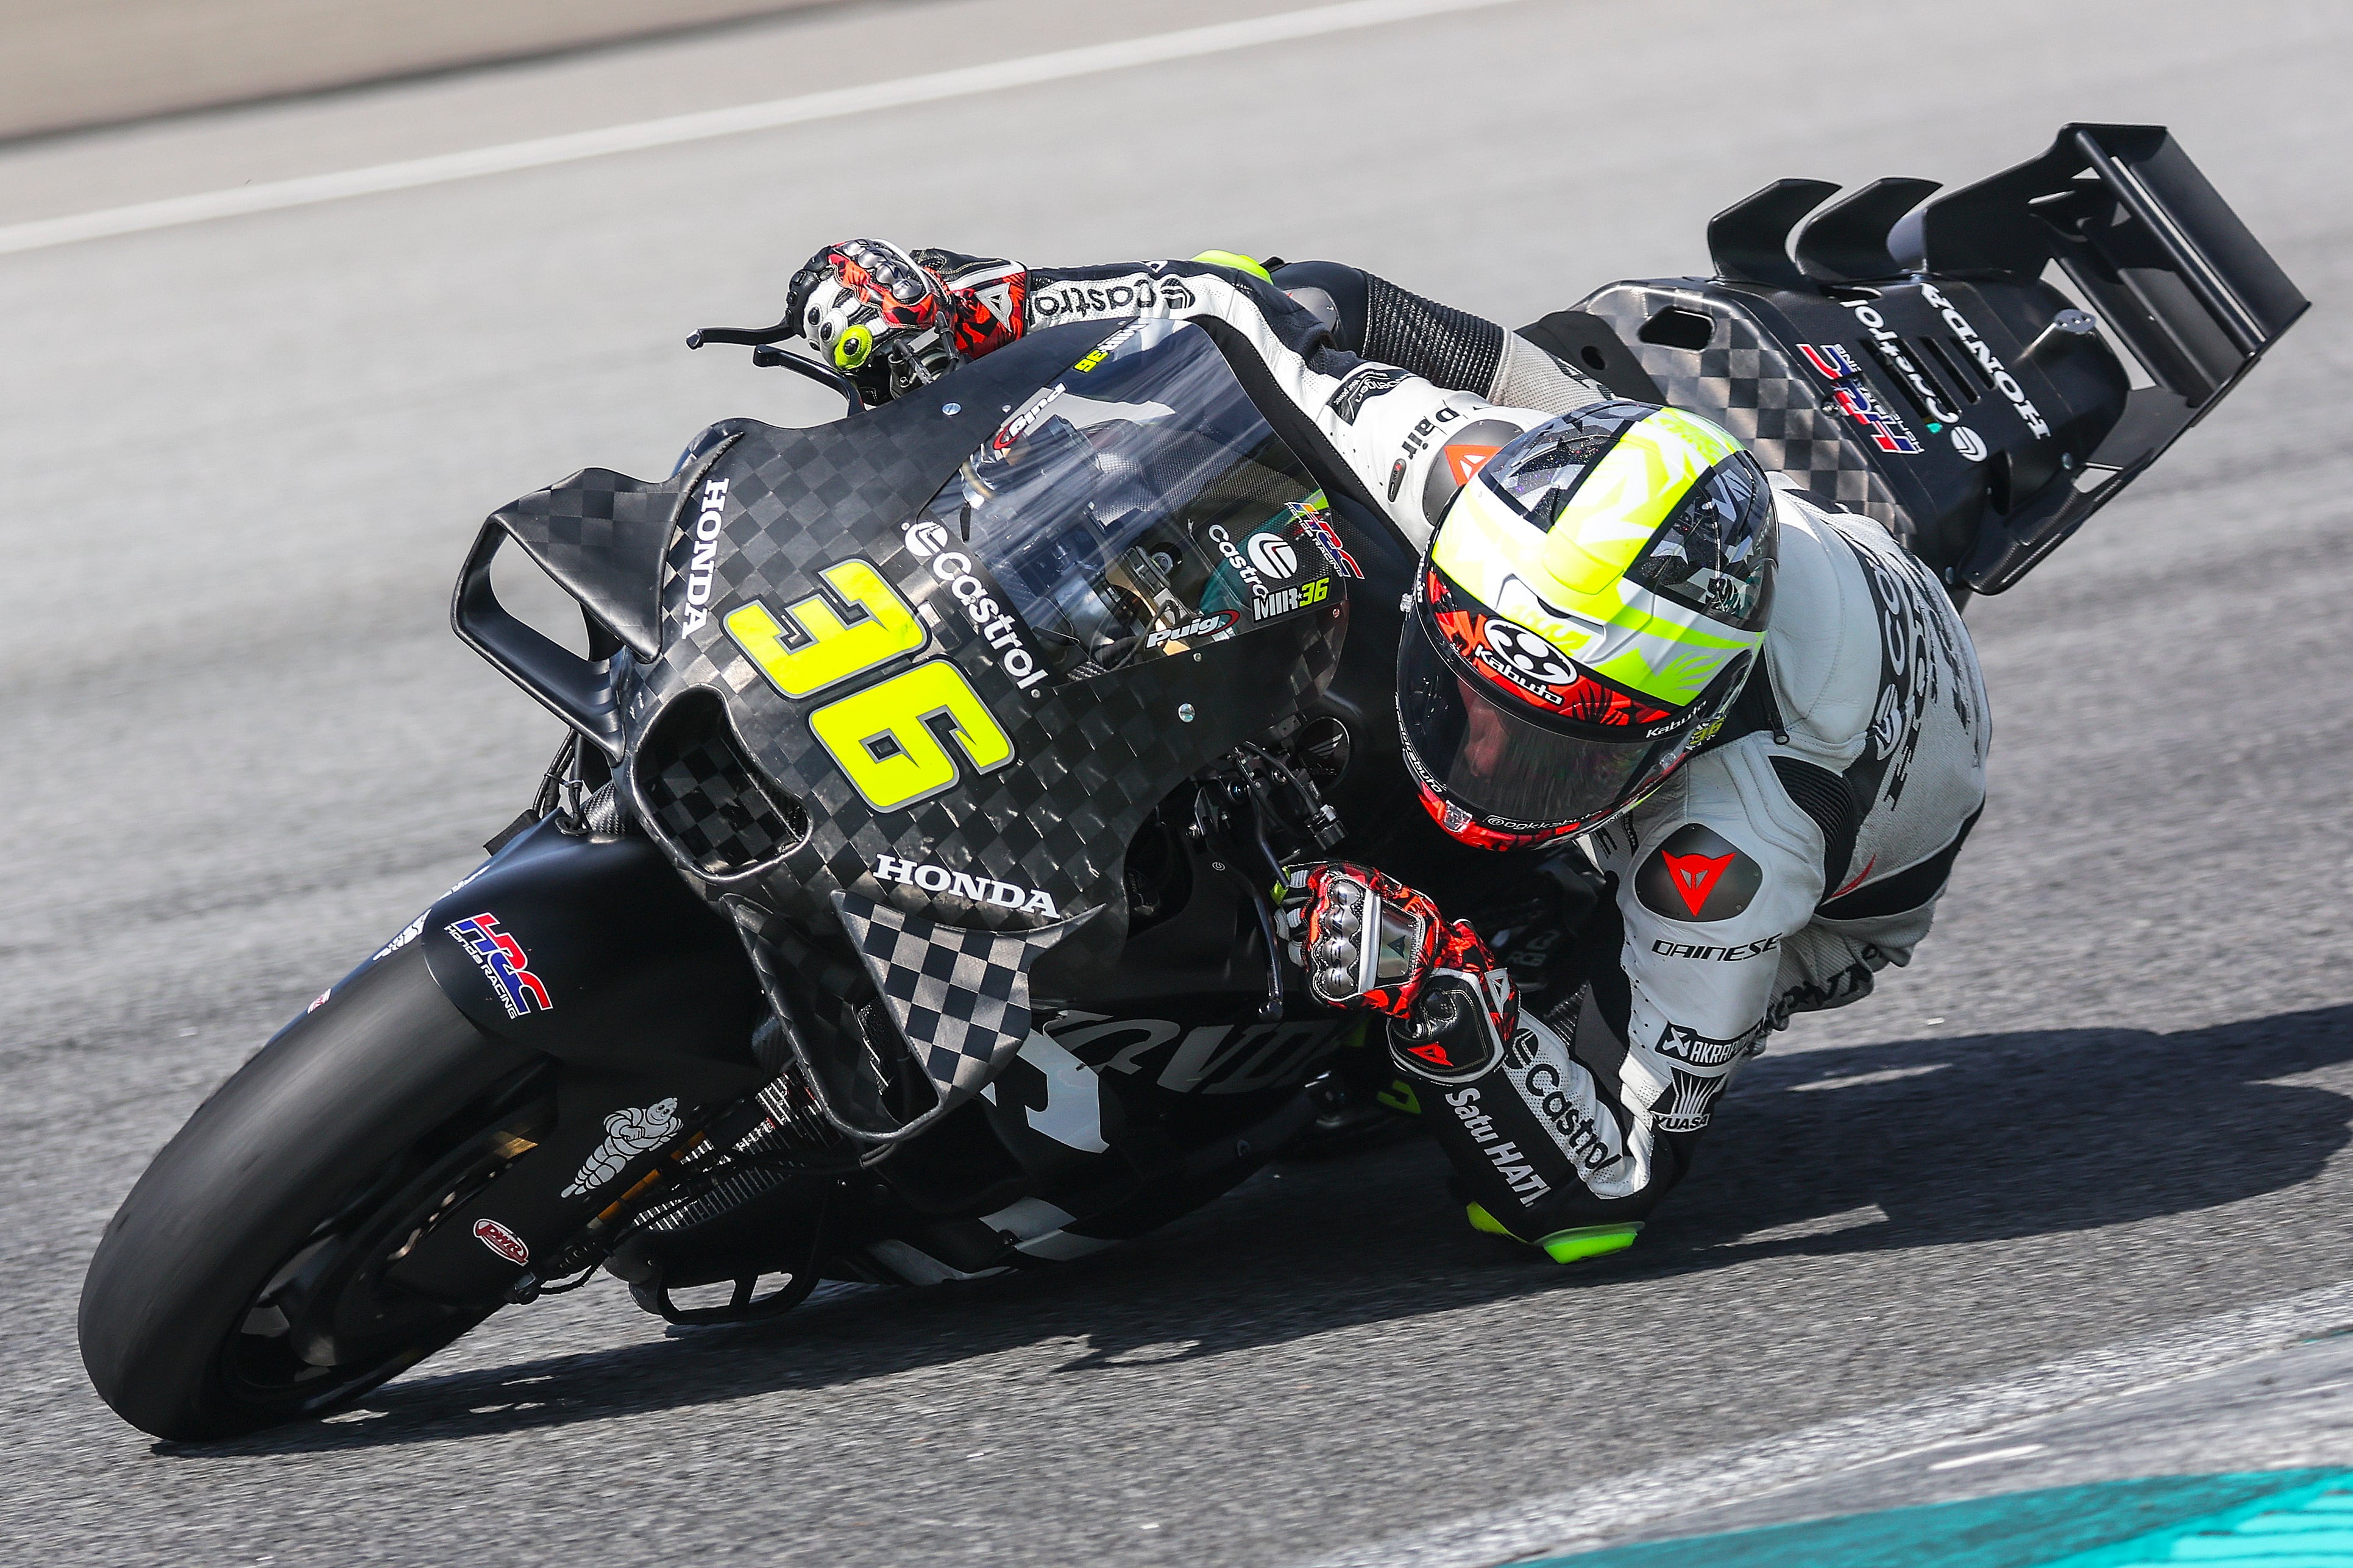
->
[1466,1202,1642,1264]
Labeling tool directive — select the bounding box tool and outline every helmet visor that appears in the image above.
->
[1398,612,1692,833]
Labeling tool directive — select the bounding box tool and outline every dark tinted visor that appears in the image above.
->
[1398,613,1691,832]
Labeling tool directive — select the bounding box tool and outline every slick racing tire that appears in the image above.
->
[79,942,551,1441]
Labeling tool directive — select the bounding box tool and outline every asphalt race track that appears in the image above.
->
[4,1,2352,1562]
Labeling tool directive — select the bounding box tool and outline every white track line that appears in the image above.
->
[0,0,1535,257]
[1299,1276,2353,1568]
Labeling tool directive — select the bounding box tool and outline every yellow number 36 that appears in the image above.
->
[723,558,1015,812]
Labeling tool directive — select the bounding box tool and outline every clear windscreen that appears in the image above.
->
[904,319,1336,683]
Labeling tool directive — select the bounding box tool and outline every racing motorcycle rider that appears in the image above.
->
[778,241,1990,1265]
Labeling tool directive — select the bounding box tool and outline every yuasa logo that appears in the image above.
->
[875,853,1060,917]
[678,478,729,633]
[1246,533,1298,578]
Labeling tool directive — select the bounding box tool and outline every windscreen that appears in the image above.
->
[900,319,1338,684]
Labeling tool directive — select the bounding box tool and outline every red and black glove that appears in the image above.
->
[785,239,959,405]
[1276,863,1519,1076]
[785,241,1030,405]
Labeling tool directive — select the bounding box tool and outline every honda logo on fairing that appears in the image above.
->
[1918,283,2052,439]
[875,853,1060,917]
[678,478,730,633]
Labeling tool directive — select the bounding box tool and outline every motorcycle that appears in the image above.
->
[79,123,2302,1439]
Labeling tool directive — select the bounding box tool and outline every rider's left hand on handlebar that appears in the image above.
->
[786,239,960,404]
[1276,862,1459,1016]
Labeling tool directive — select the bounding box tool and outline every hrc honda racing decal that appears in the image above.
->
[445,913,552,1018]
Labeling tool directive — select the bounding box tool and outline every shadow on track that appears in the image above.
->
[165,1002,2352,1456]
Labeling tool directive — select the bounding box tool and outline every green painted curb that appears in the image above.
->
[1523,1469,2353,1568]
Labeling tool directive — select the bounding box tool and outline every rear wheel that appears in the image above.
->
[79,943,551,1440]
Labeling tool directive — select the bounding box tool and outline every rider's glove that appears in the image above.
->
[786,239,962,405]
[1274,862,1449,1015]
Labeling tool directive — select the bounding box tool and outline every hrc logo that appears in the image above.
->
[445,912,552,1019]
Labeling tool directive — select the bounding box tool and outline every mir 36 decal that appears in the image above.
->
[1253,576,1330,621]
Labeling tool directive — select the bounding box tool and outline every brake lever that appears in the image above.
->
[685,321,865,417]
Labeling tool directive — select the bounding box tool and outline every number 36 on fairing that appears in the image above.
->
[723,558,1014,812]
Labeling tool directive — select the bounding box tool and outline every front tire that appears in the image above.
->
[79,943,549,1440]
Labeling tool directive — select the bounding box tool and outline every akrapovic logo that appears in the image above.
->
[875,854,1060,917]
[679,478,728,633]
[1919,283,2052,439]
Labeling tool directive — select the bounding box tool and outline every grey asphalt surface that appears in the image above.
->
[2,1,2351,1563]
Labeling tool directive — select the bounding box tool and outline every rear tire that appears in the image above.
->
[79,943,549,1440]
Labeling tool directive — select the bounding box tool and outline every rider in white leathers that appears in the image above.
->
[780,241,1989,1262]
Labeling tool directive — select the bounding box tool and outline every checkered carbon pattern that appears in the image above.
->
[491,330,1350,1137]
[833,890,1068,1110]
[612,334,1345,953]
[1575,283,1908,537]
[637,704,807,876]
[489,465,677,658]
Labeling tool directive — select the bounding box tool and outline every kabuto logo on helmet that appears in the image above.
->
[1483,621,1574,684]
[1634,824,1762,923]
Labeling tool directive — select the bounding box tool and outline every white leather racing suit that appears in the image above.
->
[917,250,1992,1236]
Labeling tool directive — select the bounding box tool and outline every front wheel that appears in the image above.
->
[79,943,551,1440]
